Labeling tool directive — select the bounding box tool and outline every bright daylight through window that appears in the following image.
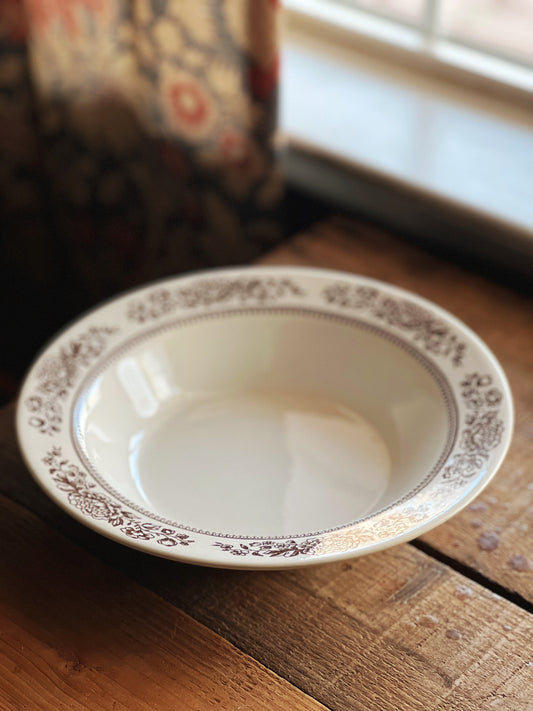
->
[307,0,533,92]
[340,0,533,66]
[349,0,533,66]
[282,0,533,253]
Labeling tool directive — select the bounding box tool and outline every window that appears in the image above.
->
[285,0,533,100]
[347,0,533,66]
[281,0,533,248]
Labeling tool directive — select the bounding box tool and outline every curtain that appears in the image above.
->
[0,1,282,375]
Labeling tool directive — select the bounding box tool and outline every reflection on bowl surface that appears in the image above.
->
[17,267,513,567]
[75,310,454,537]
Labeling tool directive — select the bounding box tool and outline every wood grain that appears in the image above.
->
[126,547,533,711]
[259,217,533,604]
[4,215,533,710]
[0,494,326,711]
[2,404,533,711]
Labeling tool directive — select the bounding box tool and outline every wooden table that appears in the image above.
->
[1,216,532,710]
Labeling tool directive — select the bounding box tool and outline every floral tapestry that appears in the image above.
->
[0,0,282,313]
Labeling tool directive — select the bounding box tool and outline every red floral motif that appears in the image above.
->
[168,80,210,128]
[0,0,28,41]
[27,0,105,37]
[217,130,266,194]
[219,131,253,171]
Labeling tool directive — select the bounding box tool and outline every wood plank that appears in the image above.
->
[7,217,531,605]
[4,214,533,710]
[77,541,533,711]
[258,217,533,604]
[0,494,326,711]
[2,405,533,711]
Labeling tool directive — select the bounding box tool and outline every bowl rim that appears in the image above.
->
[16,265,514,569]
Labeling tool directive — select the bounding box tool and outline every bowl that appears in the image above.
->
[16,266,513,568]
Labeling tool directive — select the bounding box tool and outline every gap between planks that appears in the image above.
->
[411,539,533,615]
[258,216,533,606]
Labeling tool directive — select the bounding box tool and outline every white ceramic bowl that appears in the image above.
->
[16,267,513,568]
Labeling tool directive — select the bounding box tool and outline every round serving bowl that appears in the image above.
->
[16,267,513,568]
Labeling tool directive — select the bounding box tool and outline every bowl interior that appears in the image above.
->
[74,310,455,537]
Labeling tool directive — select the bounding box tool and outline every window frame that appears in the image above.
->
[279,0,533,269]
[283,0,533,109]
[345,0,533,70]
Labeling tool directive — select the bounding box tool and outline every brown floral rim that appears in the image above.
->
[24,275,469,439]
[69,307,459,542]
[25,327,118,436]
[41,356,504,561]
[443,373,504,486]
[322,282,466,366]
[127,276,305,323]
[19,271,509,561]
[37,366,505,559]
[43,447,194,548]
[213,539,322,558]
[25,276,305,438]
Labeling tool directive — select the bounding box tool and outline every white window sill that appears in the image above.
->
[280,10,533,267]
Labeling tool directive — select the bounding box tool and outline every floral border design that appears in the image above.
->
[213,538,321,558]
[322,283,466,366]
[25,327,118,435]
[443,373,504,486]
[69,306,458,541]
[43,447,194,548]
[18,272,511,564]
[127,277,305,323]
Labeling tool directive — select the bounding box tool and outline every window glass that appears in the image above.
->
[439,0,533,65]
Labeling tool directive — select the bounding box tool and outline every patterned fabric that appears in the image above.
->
[0,0,282,306]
